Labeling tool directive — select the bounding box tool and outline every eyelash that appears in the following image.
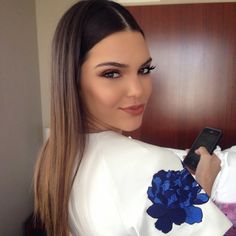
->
[138,65,156,75]
[101,65,156,79]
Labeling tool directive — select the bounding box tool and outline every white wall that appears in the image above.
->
[35,0,78,132]
[0,0,43,235]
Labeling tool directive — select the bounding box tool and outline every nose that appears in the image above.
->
[126,76,144,98]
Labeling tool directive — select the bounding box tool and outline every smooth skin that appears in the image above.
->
[80,31,153,132]
[195,147,221,195]
[80,30,221,196]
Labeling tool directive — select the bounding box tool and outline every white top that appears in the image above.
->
[69,131,232,236]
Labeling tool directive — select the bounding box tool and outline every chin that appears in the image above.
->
[120,119,143,132]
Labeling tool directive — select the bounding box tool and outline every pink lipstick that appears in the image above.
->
[120,104,145,116]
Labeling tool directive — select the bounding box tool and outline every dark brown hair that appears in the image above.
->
[34,0,144,235]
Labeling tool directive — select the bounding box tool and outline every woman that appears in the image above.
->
[34,0,232,235]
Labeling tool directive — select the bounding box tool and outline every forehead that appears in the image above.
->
[84,31,150,66]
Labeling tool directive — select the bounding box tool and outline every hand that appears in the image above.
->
[194,147,221,196]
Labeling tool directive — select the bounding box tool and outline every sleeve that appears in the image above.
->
[141,168,232,236]
[103,142,232,236]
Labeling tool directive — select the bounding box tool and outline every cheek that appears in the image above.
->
[84,83,123,110]
[144,79,153,100]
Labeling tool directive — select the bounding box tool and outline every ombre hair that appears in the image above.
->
[34,0,144,235]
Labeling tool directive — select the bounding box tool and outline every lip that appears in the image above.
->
[119,104,145,116]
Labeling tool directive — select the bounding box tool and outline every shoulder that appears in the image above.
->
[92,131,183,172]
[90,131,184,210]
[86,131,184,213]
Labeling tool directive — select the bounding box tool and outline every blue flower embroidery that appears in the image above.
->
[147,169,209,233]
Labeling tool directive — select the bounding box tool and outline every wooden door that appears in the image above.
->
[126,3,236,149]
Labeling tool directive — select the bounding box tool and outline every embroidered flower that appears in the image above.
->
[147,169,209,233]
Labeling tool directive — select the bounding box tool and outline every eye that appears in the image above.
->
[101,70,120,79]
[139,65,156,75]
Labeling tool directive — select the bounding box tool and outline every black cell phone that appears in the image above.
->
[183,127,222,171]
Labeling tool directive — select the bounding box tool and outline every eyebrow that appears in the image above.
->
[95,57,152,69]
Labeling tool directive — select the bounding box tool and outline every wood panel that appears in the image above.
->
[126,3,236,149]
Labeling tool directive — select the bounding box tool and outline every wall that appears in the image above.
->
[0,0,43,235]
[35,0,77,135]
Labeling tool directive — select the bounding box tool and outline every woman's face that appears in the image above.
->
[80,31,154,132]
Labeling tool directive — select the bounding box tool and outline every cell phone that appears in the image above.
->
[183,127,222,171]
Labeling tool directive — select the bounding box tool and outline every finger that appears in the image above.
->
[195,147,219,160]
[195,146,209,156]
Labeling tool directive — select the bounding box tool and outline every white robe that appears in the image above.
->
[69,131,232,236]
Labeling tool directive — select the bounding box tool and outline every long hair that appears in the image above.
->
[34,1,144,235]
